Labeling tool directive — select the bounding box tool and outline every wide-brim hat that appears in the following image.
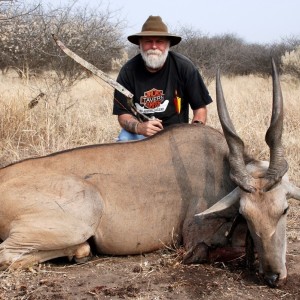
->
[128,16,181,47]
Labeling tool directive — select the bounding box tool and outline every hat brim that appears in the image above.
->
[128,32,181,47]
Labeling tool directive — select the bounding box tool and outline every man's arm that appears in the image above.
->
[118,114,164,137]
[191,106,207,124]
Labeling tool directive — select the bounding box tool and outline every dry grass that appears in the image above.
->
[0,72,299,179]
[0,72,119,165]
[206,75,300,184]
[1,73,299,176]
[0,71,299,241]
[0,72,299,180]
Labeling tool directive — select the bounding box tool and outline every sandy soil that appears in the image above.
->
[0,241,299,300]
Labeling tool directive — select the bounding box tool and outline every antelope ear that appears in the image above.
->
[287,183,300,201]
[195,187,241,217]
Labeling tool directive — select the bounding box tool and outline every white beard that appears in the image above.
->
[140,46,169,70]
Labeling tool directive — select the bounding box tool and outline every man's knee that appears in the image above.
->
[117,129,145,142]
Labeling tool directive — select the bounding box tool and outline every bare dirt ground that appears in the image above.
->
[0,241,299,300]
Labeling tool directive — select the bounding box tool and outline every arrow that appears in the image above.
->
[52,34,153,121]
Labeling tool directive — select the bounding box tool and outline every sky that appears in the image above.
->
[30,0,300,44]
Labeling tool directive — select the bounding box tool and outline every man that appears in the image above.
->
[113,15,212,141]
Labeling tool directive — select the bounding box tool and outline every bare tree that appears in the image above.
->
[0,1,126,82]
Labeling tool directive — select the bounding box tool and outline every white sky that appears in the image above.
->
[30,0,300,44]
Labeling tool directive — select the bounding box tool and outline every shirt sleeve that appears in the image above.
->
[184,65,213,110]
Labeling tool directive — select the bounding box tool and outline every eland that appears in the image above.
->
[0,60,298,288]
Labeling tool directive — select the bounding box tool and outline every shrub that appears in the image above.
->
[281,45,300,78]
[0,1,125,83]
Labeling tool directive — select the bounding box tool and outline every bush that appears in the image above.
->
[0,1,125,83]
[281,45,300,78]
[172,26,299,79]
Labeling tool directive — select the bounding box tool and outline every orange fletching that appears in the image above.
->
[174,90,181,114]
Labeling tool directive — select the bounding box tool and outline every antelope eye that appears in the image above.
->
[283,206,289,215]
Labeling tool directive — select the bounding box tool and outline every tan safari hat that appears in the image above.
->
[127,15,181,47]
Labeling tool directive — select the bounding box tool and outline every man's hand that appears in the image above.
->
[137,119,163,137]
[118,114,163,137]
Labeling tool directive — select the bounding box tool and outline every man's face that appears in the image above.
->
[139,37,170,71]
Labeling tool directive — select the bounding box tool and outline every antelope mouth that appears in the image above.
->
[260,272,287,288]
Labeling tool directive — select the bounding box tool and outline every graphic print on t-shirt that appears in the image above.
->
[135,88,169,114]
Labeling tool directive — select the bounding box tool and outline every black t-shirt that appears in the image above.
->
[113,51,212,127]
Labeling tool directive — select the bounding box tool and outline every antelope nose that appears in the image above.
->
[264,273,279,288]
